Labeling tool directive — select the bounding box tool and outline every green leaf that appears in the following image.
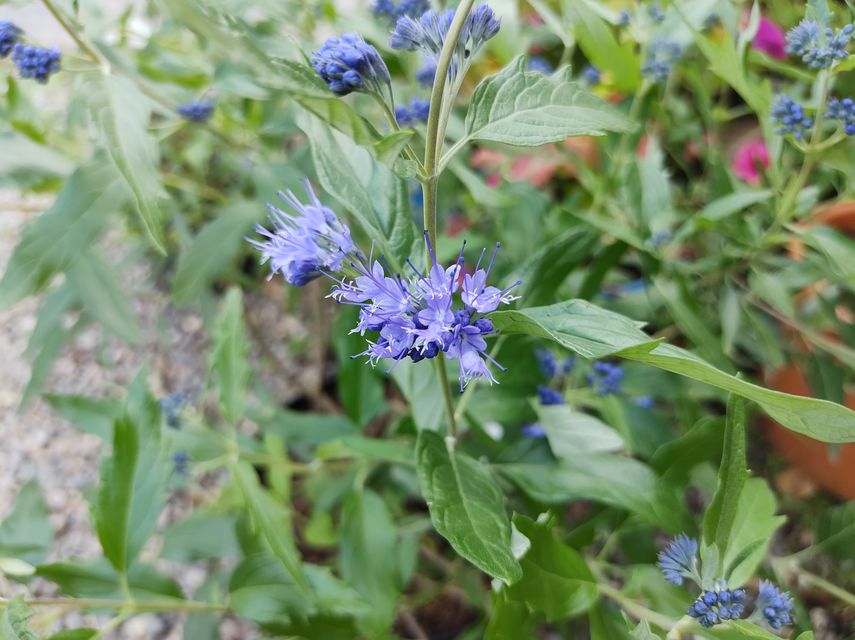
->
[692,33,771,116]
[0,156,125,309]
[209,288,250,424]
[297,97,378,147]
[721,479,785,586]
[415,431,522,584]
[704,395,747,554]
[37,559,182,601]
[373,130,416,165]
[515,228,599,306]
[295,110,415,269]
[334,308,385,427]
[813,502,855,558]
[460,57,632,153]
[160,513,240,562]
[630,619,663,639]
[492,300,855,442]
[227,553,307,625]
[485,592,536,640]
[232,462,311,596]
[44,394,123,440]
[0,596,38,640]
[508,515,598,620]
[340,490,400,628]
[569,2,640,92]
[47,630,97,640]
[93,404,168,572]
[536,404,624,458]
[391,359,445,432]
[88,74,166,253]
[264,58,337,98]
[172,201,260,305]
[722,620,784,639]
[65,249,142,344]
[0,481,53,565]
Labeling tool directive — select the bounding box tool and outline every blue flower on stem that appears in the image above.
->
[249,180,355,286]
[178,100,214,123]
[657,534,699,586]
[826,97,855,136]
[771,95,813,140]
[688,587,746,628]
[312,33,391,96]
[11,44,60,83]
[0,21,22,58]
[581,64,600,85]
[587,361,623,396]
[786,19,854,69]
[642,39,681,82]
[537,385,565,405]
[755,581,793,630]
[535,348,556,378]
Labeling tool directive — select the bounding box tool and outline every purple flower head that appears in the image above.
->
[249,179,355,286]
[688,587,745,628]
[787,19,853,69]
[0,21,22,58]
[756,581,793,630]
[587,361,623,396]
[311,33,391,96]
[562,356,576,374]
[178,100,214,123]
[410,98,430,122]
[642,39,681,82]
[535,348,556,378]
[771,94,813,140]
[462,243,521,313]
[12,44,60,83]
[826,97,855,135]
[537,385,564,405]
[657,534,698,586]
[417,56,437,86]
[373,0,428,22]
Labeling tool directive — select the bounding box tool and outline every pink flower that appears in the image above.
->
[751,16,787,60]
[732,139,770,185]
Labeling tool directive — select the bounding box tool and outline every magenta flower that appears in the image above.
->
[752,16,787,60]
[732,139,770,185]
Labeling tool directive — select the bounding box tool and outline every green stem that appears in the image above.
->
[374,95,425,171]
[41,0,107,69]
[797,568,855,607]
[0,597,227,613]
[596,583,678,631]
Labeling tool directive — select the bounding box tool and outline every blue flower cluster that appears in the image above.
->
[688,588,747,628]
[657,534,699,586]
[373,0,429,23]
[249,180,355,286]
[11,44,60,83]
[826,97,855,135]
[648,3,665,24]
[537,385,565,405]
[0,21,22,58]
[771,95,813,140]
[390,5,500,84]
[582,64,600,85]
[330,236,519,388]
[756,581,793,630]
[642,40,681,82]
[528,56,552,75]
[178,100,214,123]
[587,361,623,396]
[416,57,437,87]
[786,19,854,69]
[312,33,391,96]
[535,349,574,378]
[395,98,431,125]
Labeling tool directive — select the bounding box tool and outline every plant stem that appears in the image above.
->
[374,95,425,171]
[41,0,108,69]
[797,568,855,607]
[596,583,677,631]
[0,597,227,613]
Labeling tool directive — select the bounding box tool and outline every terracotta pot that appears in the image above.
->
[763,200,855,500]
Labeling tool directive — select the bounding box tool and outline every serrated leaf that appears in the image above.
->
[209,288,250,424]
[492,300,855,442]
[88,74,165,253]
[508,515,598,620]
[704,395,747,555]
[416,431,522,584]
[93,398,168,572]
[460,57,632,152]
[0,481,53,565]
[172,201,260,305]
[0,156,125,309]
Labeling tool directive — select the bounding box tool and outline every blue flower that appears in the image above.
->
[786,19,853,69]
[642,39,681,82]
[0,21,22,58]
[249,179,355,286]
[756,581,793,630]
[537,385,565,405]
[657,534,698,586]
[688,588,746,627]
[648,3,665,24]
[173,451,189,475]
[372,0,397,19]
[159,392,188,429]
[535,348,557,378]
[390,5,499,80]
[587,361,623,396]
[562,356,576,374]
[330,234,519,389]
[634,395,654,408]
[11,44,60,83]
[528,56,552,75]
[581,64,600,85]
[373,0,430,22]
[409,97,430,122]
[178,100,214,123]
[646,230,672,249]
[771,95,813,140]
[416,56,437,86]
[521,422,546,438]
[616,9,631,27]
[395,104,414,125]
[826,97,855,135]
[311,33,391,96]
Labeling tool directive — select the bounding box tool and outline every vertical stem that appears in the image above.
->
[420,0,476,440]
[41,0,108,69]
